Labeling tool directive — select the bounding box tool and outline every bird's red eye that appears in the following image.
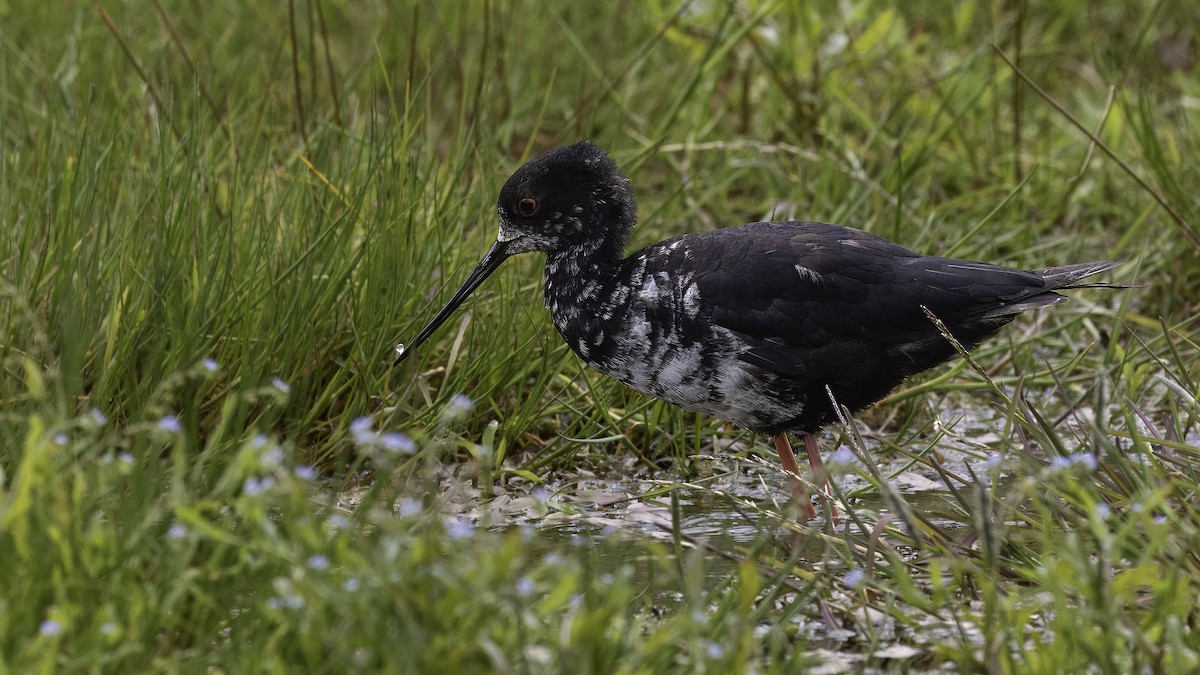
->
[516,197,539,216]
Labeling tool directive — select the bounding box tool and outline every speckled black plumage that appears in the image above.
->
[397,141,1118,443]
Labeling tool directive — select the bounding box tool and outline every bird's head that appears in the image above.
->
[394,141,635,364]
[495,140,636,255]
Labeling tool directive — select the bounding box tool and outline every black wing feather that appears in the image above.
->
[664,222,1085,378]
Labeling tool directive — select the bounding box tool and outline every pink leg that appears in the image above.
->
[803,433,839,521]
[773,433,815,518]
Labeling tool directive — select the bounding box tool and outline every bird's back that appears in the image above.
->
[560,221,1115,435]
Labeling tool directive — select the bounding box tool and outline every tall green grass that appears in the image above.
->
[1,0,1197,670]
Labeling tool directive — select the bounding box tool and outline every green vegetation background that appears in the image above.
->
[1,0,1197,672]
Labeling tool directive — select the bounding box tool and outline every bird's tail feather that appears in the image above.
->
[1033,261,1123,289]
[975,261,1124,320]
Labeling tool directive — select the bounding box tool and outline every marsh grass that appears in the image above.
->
[1,0,1198,671]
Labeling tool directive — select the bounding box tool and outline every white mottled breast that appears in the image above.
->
[578,264,807,431]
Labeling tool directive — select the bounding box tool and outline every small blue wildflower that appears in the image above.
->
[844,567,866,590]
[53,432,69,446]
[89,408,108,427]
[1154,515,1168,524]
[1071,452,1098,471]
[515,577,535,597]
[398,498,423,517]
[307,555,330,571]
[442,394,475,421]
[381,433,416,455]
[157,415,181,433]
[243,476,276,496]
[1131,502,1145,514]
[327,514,350,530]
[350,416,372,434]
[691,610,706,624]
[39,620,61,637]
[265,597,283,610]
[829,446,857,467]
[250,434,269,449]
[350,417,375,446]
[294,465,317,481]
[1094,503,1111,520]
[984,453,1002,469]
[445,518,475,540]
[284,595,305,609]
[271,377,291,395]
[705,641,724,660]
[167,523,188,541]
[201,358,219,373]
[260,447,285,468]
[600,573,614,585]
[118,452,134,464]
[1050,456,1072,470]
[532,488,552,503]
[99,622,117,636]
[343,578,361,592]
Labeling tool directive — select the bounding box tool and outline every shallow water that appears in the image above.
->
[375,402,1008,566]
[337,405,1029,670]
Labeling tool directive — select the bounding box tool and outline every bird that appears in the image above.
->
[394,141,1119,516]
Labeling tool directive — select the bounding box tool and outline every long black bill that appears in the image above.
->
[393,239,514,365]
